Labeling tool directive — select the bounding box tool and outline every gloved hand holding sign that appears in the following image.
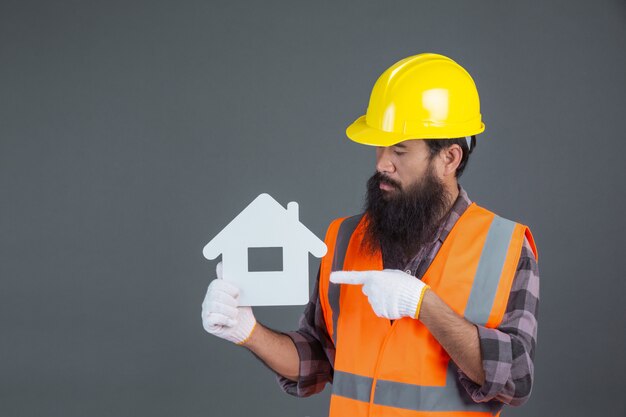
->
[201,261,257,345]
[330,269,431,320]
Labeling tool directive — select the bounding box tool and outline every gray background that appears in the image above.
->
[1,0,625,416]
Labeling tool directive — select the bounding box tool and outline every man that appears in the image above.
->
[201,53,540,416]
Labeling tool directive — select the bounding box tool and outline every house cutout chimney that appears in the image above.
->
[287,202,298,221]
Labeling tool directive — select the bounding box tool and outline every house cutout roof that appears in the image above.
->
[203,193,327,260]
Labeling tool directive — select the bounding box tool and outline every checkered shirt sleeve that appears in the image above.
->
[275,269,335,397]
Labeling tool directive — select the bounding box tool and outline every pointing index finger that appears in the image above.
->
[330,271,370,285]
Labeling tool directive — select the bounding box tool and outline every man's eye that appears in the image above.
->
[393,150,406,156]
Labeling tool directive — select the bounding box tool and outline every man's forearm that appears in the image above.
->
[418,289,485,385]
[241,322,300,382]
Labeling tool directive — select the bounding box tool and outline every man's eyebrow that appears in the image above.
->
[393,143,407,149]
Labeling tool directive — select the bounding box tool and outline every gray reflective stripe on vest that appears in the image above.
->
[335,366,502,414]
[375,364,502,413]
[328,214,363,345]
[330,213,515,415]
[333,370,372,403]
[465,215,516,326]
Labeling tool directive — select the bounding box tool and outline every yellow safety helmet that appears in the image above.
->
[346,53,485,147]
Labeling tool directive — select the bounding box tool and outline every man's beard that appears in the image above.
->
[362,167,452,266]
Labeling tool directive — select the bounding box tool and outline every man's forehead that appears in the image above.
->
[390,139,425,149]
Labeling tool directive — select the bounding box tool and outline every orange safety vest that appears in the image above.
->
[319,203,538,417]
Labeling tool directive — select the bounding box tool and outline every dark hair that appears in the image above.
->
[424,136,476,178]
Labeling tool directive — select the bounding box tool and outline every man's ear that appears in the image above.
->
[442,144,463,177]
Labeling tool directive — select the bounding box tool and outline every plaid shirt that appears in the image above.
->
[275,186,540,406]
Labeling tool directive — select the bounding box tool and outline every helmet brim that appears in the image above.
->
[346,115,485,146]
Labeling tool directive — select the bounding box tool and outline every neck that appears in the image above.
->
[443,180,460,213]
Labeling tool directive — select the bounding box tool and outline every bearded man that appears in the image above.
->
[201,53,540,417]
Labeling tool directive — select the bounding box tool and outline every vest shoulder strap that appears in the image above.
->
[319,214,363,345]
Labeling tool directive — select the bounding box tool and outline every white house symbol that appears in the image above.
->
[203,193,328,306]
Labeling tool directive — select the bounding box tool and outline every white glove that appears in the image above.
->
[201,261,257,345]
[330,269,430,320]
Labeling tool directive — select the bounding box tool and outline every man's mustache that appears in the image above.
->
[375,172,401,190]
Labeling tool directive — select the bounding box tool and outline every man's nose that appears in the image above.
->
[376,147,395,174]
